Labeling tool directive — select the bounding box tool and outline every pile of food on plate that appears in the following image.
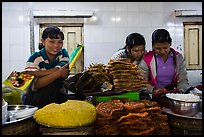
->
[33,100,97,128]
[94,98,170,135]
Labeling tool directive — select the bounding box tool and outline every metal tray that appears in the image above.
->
[4,115,33,125]
[3,105,38,125]
[7,105,36,111]
[37,120,94,129]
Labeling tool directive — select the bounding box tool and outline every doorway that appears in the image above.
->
[184,22,202,70]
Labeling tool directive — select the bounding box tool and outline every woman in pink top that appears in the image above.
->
[139,29,190,106]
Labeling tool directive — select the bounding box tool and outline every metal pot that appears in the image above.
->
[168,99,200,116]
[166,93,202,117]
[198,101,202,112]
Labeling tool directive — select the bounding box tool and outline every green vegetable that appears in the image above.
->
[2,87,22,105]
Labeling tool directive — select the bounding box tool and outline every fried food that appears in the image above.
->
[95,99,170,135]
[123,102,145,110]
[117,112,148,122]
[107,58,147,91]
[33,100,96,127]
[96,99,124,117]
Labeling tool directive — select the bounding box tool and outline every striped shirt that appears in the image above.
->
[110,49,141,65]
[25,48,69,71]
[111,49,127,59]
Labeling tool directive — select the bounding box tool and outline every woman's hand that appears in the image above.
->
[21,67,63,78]
[58,63,70,79]
[20,70,35,76]
[153,87,167,94]
[152,87,168,101]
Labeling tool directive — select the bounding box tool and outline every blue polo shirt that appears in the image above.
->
[25,48,69,71]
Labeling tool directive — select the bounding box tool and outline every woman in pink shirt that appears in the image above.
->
[139,29,190,107]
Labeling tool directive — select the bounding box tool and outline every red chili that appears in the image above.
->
[22,75,32,80]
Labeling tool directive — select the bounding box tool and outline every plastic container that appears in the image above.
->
[2,100,8,124]
[92,91,139,105]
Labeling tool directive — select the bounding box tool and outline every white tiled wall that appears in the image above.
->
[2,2,202,87]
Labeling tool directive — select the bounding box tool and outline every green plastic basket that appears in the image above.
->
[93,91,139,104]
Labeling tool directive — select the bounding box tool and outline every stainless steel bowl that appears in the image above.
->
[198,101,202,112]
[166,93,202,117]
[168,99,200,117]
